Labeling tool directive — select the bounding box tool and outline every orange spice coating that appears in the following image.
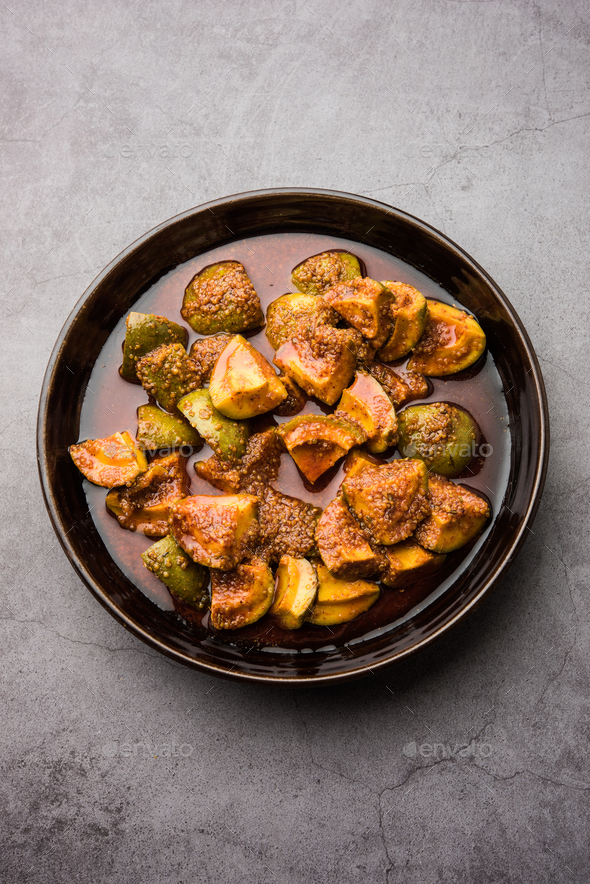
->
[189,333,233,383]
[342,459,431,545]
[107,454,190,536]
[182,261,264,334]
[316,495,385,579]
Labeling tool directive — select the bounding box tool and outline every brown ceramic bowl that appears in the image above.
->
[37,188,549,685]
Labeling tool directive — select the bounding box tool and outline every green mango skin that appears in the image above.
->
[120,312,187,381]
[177,389,249,460]
[135,343,202,412]
[136,404,202,451]
[397,403,476,478]
[378,283,427,362]
[407,300,486,376]
[181,261,264,335]
[265,293,337,350]
[142,534,209,608]
[291,251,363,297]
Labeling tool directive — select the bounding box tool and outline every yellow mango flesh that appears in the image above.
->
[170,493,259,569]
[210,335,287,419]
[270,556,318,629]
[380,539,446,588]
[69,431,147,488]
[306,563,380,626]
[407,300,486,376]
[337,371,397,454]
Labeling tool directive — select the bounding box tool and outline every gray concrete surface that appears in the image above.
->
[2,1,589,881]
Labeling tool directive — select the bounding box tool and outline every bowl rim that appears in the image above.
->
[37,186,550,685]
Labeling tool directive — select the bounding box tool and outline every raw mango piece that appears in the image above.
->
[316,496,384,579]
[265,293,338,350]
[368,362,430,408]
[414,475,490,553]
[69,431,147,488]
[254,486,322,564]
[195,428,282,493]
[136,343,202,411]
[306,563,380,626]
[274,373,307,416]
[120,312,188,381]
[397,402,476,478]
[379,539,446,588]
[106,453,189,537]
[324,277,392,348]
[178,389,249,460]
[277,414,367,484]
[196,429,320,564]
[378,282,427,362]
[136,404,202,451]
[170,494,259,569]
[270,556,318,629]
[181,261,264,334]
[141,534,209,608]
[189,333,234,384]
[336,371,398,453]
[209,335,287,419]
[342,458,430,545]
[407,300,486,376]
[291,250,363,296]
[274,325,357,405]
[349,330,378,368]
[343,449,385,480]
[210,556,274,629]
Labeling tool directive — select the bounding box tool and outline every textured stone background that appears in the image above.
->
[2,1,589,881]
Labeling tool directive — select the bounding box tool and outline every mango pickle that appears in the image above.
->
[120,312,187,382]
[142,534,209,608]
[336,371,398,453]
[407,300,486,376]
[188,333,234,384]
[255,486,322,564]
[195,428,282,493]
[378,282,427,362]
[315,495,384,579]
[324,277,392,348]
[414,475,490,553]
[274,325,357,405]
[274,373,307,416]
[210,557,275,630]
[69,431,147,488]
[182,261,264,334]
[136,343,202,411]
[136,404,202,451]
[71,241,498,641]
[291,250,363,296]
[105,453,189,537]
[306,564,380,626]
[170,494,259,570]
[277,414,367,484]
[265,293,338,350]
[177,389,249,459]
[397,402,476,477]
[342,458,430,545]
[368,361,430,407]
[270,556,318,630]
[209,335,287,419]
[379,539,446,588]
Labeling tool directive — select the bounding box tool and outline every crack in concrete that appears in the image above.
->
[292,694,376,794]
[537,355,590,388]
[361,112,590,200]
[0,613,165,663]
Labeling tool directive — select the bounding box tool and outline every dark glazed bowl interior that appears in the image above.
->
[37,188,549,685]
